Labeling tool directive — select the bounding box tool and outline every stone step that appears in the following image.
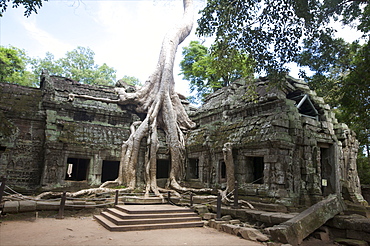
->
[121,196,167,205]
[106,207,197,219]
[115,204,195,214]
[95,204,203,231]
[94,215,204,232]
[101,211,201,225]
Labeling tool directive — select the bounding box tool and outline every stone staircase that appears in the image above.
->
[94,204,204,231]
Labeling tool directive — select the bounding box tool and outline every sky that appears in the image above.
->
[0,0,363,97]
[0,0,209,96]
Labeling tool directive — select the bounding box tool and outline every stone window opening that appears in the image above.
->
[287,92,319,120]
[65,158,89,181]
[156,159,170,179]
[246,157,264,184]
[188,158,199,179]
[101,160,120,183]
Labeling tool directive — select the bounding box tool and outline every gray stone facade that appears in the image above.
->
[0,74,365,206]
[186,76,363,206]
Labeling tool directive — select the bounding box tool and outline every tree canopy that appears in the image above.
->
[0,0,47,17]
[31,46,117,86]
[197,0,369,167]
[197,0,369,75]
[179,40,253,103]
[0,46,34,86]
[196,0,370,184]
[1,46,118,87]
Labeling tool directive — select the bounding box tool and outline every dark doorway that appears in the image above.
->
[65,158,89,181]
[253,157,264,184]
[156,159,170,179]
[220,161,226,181]
[245,157,264,184]
[188,158,199,179]
[321,147,334,196]
[101,160,120,183]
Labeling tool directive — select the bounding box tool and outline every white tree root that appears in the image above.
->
[220,142,235,203]
[65,0,206,197]
[35,187,132,200]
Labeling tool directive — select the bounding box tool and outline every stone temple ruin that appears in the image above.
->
[0,72,366,209]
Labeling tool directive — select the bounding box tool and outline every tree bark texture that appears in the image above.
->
[221,142,235,202]
[69,0,198,196]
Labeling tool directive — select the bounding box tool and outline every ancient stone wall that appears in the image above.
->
[39,73,141,189]
[186,76,364,207]
[0,74,364,206]
[0,83,45,190]
[0,74,145,191]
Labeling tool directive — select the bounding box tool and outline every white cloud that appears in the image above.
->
[1,1,207,96]
[92,0,193,91]
[21,18,74,58]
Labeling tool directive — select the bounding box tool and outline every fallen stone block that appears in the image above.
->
[334,238,369,246]
[19,200,37,212]
[36,201,61,211]
[238,227,269,242]
[235,209,253,221]
[84,202,96,208]
[3,201,19,213]
[327,214,370,233]
[220,224,240,235]
[229,219,241,225]
[208,219,229,230]
[245,209,264,221]
[203,213,216,220]
[259,212,273,224]
[72,200,86,205]
[267,194,346,245]
[221,215,232,221]
[347,229,370,242]
[249,201,288,213]
[270,213,296,225]
[193,205,209,216]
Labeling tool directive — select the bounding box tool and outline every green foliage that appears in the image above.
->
[30,46,117,86]
[119,75,141,86]
[298,39,370,161]
[357,150,370,185]
[1,46,117,87]
[0,0,47,17]
[0,46,34,86]
[179,41,253,103]
[197,0,369,76]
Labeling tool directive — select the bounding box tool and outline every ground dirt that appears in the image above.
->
[0,210,264,246]
[0,210,338,246]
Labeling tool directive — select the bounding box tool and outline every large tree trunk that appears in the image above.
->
[118,0,196,196]
[220,142,235,202]
[70,0,198,196]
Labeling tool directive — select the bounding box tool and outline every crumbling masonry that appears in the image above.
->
[0,73,366,207]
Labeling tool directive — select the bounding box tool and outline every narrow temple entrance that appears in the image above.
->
[101,160,120,183]
[65,158,89,181]
[320,146,335,196]
[245,157,264,184]
[156,159,170,179]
